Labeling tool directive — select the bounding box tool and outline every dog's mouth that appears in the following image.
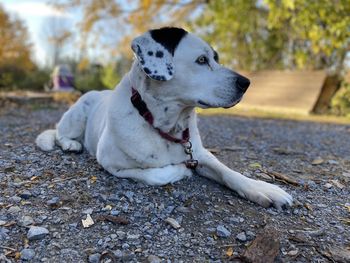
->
[198,97,242,109]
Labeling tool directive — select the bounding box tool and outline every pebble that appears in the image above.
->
[9,195,22,203]
[236,232,247,242]
[287,249,299,256]
[216,225,231,238]
[19,190,32,199]
[88,253,101,263]
[324,183,333,189]
[8,206,21,213]
[18,215,34,227]
[20,248,35,261]
[27,226,49,241]
[164,217,181,229]
[147,255,161,263]
[46,197,60,208]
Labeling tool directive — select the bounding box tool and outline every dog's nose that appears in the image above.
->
[236,75,250,92]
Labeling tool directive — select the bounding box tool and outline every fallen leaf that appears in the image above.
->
[241,226,280,263]
[249,162,262,169]
[304,203,313,211]
[104,205,112,210]
[226,247,233,257]
[4,221,16,227]
[99,215,129,225]
[82,214,94,228]
[90,176,97,183]
[311,158,324,165]
[330,180,345,189]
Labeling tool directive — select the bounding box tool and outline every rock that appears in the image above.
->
[164,217,181,229]
[127,233,140,240]
[216,225,231,238]
[46,197,60,208]
[20,248,35,261]
[324,183,333,189]
[0,220,6,226]
[27,226,49,241]
[19,190,32,200]
[18,215,34,227]
[9,195,22,203]
[147,255,161,263]
[236,232,247,242]
[82,208,93,214]
[88,253,101,263]
[0,227,9,240]
[287,249,299,256]
[8,206,21,214]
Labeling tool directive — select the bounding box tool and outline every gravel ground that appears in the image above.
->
[0,101,349,262]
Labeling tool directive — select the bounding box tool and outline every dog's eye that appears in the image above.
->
[196,55,209,65]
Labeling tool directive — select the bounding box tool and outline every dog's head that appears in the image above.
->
[131,27,250,108]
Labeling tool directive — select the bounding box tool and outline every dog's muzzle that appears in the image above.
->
[234,74,250,93]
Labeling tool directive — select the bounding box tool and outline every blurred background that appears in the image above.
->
[0,0,349,118]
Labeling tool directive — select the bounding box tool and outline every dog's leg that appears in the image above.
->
[195,149,293,209]
[106,164,192,186]
[56,92,97,152]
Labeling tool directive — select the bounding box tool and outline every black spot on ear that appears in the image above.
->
[147,51,153,56]
[150,27,188,55]
[144,67,151,74]
[164,107,168,112]
[156,51,163,58]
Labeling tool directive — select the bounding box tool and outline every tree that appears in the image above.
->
[265,0,350,72]
[55,0,350,72]
[0,4,35,70]
[41,16,72,67]
[0,4,36,89]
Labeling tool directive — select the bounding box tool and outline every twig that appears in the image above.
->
[0,245,16,251]
[262,170,299,186]
[219,244,235,248]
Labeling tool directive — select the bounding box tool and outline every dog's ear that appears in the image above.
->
[131,27,187,81]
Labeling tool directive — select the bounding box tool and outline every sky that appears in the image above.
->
[0,0,77,66]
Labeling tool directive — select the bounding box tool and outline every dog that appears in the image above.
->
[36,27,292,209]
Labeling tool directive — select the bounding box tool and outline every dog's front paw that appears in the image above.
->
[237,179,293,210]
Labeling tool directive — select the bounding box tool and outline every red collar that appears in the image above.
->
[130,87,198,169]
[131,87,190,144]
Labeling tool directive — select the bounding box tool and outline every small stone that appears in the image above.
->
[46,197,60,208]
[236,232,247,242]
[0,220,6,226]
[82,208,93,214]
[164,217,181,229]
[88,253,101,263]
[9,195,22,203]
[20,248,35,261]
[216,225,231,238]
[27,226,49,241]
[18,215,34,227]
[147,255,161,263]
[19,190,32,200]
[127,234,140,240]
[324,183,333,189]
[8,206,21,213]
[287,249,299,256]
[124,191,134,202]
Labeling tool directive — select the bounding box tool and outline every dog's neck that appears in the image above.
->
[127,63,194,135]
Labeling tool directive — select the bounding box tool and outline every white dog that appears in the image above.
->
[36,27,292,209]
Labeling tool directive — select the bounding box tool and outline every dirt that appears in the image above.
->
[0,101,349,262]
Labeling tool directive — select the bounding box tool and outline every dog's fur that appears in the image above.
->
[36,27,292,209]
